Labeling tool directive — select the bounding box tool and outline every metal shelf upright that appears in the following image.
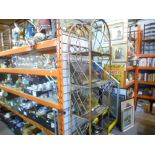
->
[0,20,65,135]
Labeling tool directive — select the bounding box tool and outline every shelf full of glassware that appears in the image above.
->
[0,19,68,135]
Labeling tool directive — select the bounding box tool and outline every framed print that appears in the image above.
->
[110,22,124,40]
[110,93,126,117]
[112,43,127,62]
[121,98,134,132]
[104,22,124,41]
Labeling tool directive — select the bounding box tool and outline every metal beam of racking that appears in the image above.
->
[0,68,58,77]
[0,39,57,57]
[137,95,155,100]
[0,85,61,110]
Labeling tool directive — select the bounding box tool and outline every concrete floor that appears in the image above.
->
[112,112,155,135]
[0,112,155,135]
[0,121,14,135]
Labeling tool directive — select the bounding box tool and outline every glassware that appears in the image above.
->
[12,23,20,48]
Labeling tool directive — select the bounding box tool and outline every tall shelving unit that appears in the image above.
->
[122,20,138,103]
[0,20,65,135]
[0,19,120,135]
[125,22,136,88]
[115,20,155,110]
[67,19,120,135]
[134,21,155,108]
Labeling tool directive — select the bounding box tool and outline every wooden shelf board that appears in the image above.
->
[137,54,155,58]
[137,95,155,100]
[0,39,57,57]
[137,67,155,70]
[0,85,61,110]
[0,68,58,77]
[0,101,54,135]
[125,80,135,88]
[138,81,155,86]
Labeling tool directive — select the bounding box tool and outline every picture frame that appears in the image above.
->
[112,43,127,62]
[110,93,126,118]
[110,22,124,40]
[121,98,134,132]
[104,22,124,41]
[104,64,125,88]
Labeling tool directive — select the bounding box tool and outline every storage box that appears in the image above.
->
[152,103,155,115]
[24,89,50,97]
[142,104,151,113]
[137,99,151,113]
[23,125,39,135]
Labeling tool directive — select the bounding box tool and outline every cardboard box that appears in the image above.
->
[142,104,150,113]
[23,125,39,135]
[137,99,151,113]
[152,103,155,115]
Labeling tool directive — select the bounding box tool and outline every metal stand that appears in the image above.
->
[67,19,117,135]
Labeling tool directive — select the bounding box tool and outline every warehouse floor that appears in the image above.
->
[0,112,155,135]
[0,121,14,135]
[113,112,155,135]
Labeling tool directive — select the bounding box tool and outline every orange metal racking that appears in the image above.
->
[56,20,64,135]
[0,84,60,109]
[137,95,155,101]
[123,25,141,89]
[134,25,155,108]
[138,81,155,86]
[126,66,135,71]
[0,39,57,57]
[124,69,135,89]
[137,54,155,58]
[0,68,58,77]
[125,25,142,108]
[134,26,143,108]
[137,67,155,71]
[0,20,65,135]
[125,80,135,89]
[124,66,135,88]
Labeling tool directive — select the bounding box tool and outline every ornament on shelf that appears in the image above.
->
[15,75,24,89]
[0,89,8,99]
[25,20,35,39]
[12,23,20,48]
[36,19,52,39]
[4,74,13,86]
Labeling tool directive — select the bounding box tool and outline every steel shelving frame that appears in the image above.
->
[0,19,121,135]
[124,21,139,89]
[0,20,65,135]
[134,23,155,109]
[67,19,120,135]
